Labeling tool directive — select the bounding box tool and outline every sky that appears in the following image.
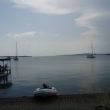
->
[0,0,110,56]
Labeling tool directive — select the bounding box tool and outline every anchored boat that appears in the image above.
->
[87,43,96,58]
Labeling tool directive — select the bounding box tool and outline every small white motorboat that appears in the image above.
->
[34,84,57,97]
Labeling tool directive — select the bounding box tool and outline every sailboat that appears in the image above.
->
[14,42,19,61]
[87,43,96,58]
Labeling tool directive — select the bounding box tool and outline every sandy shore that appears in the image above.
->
[0,93,110,110]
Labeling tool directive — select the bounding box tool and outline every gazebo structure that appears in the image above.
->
[0,57,12,88]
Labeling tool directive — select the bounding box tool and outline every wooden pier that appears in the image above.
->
[0,57,12,88]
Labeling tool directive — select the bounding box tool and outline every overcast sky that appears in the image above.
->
[0,0,110,56]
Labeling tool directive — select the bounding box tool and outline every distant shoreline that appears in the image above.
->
[0,53,110,58]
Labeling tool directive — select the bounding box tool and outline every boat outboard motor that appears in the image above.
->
[42,83,49,88]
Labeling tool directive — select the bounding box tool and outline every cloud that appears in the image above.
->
[9,0,110,15]
[10,0,77,15]
[6,31,60,40]
[6,31,37,39]
[9,0,110,31]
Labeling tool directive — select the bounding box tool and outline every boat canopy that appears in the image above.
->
[0,58,11,61]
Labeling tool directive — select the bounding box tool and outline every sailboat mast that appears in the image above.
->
[91,43,93,54]
[16,41,18,57]
[14,41,19,61]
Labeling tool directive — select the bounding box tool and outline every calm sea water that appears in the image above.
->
[0,55,110,97]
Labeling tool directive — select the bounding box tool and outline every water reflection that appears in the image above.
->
[76,59,98,93]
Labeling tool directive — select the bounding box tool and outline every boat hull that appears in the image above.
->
[87,54,96,58]
[34,87,57,97]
